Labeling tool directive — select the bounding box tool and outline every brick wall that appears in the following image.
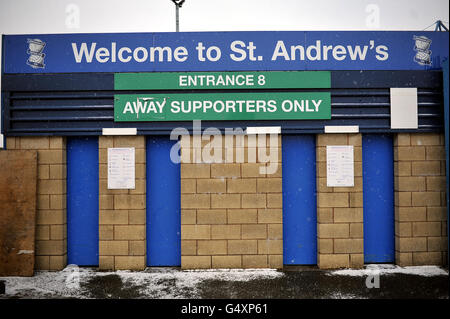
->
[394,133,448,266]
[98,136,146,270]
[180,134,283,269]
[316,134,364,269]
[6,137,67,270]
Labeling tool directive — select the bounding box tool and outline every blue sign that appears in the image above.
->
[2,31,449,73]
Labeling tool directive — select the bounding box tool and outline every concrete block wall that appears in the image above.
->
[316,134,364,269]
[6,137,67,270]
[394,133,448,266]
[98,136,147,270]
[180,134,283,269]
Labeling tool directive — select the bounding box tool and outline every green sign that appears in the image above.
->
[115,71,330,90]
[114,92,331,122]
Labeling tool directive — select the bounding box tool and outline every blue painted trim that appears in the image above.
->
[282,135,317,265]
[362,134,395,263]
[67,137,99,266]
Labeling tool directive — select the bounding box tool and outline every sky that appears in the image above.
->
[0,0,449,34]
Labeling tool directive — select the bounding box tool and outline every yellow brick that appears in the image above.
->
[99,241,129,255]
[181,240,197,255]
[35,256,50,270]
[241,163,265,177]
[113,136,145,148]
[181,225,211,239]
[396,146,425,160]
[212,256,242,268]
[49,137,65,149]
[396,176,426,192]
[412,161,440,176]
[334,208,363,223]
[211,163,240,178]
[197,179,226,193]
[181,164,210,178]
[115,256,145,270]
[19,137,50,149]
[182,256,211,269]
[267,194,282,208]
[37,195,50,209]
[411,192,441,207]
[257,209,282,224]
[427,237,446,252]
[181,179,196,193]
[37,210,64,225]
[427,207,446,221]
[395,134,411,146]
[49,164,66,179]
[425,146,445,160]
[257,178,282,193]
[396,162,412,176]
[397,207,426,222]
[268,255,283,269]
[113,194,145,210]
[6,137,17,149]
[128,210,145,224]
[348,134,362,146]
[99,256,114,270]
[242,224,267,239]
[318,239,333,253]
[350,254,364,268]
[412,252,442,265]
[396,222,412,237]
[197,209,227,224]
[38,149,65,164]
[129,179,146,195]
[36,225,50,240]
[99,194,114,210]
[397,192,412,207]
[227,179,256,193]
[318,208,333,223]
[181,194,210,209]
[228,209,258,224]
[99,225,114,240]
[398,237,427,252]
[411,134,440,146]
[426,177,446,191]
[396,252,413,266]
[318,254,349,269]
[39,179,65,195]
[242,194,266,208]
[50,225,65,240]
[36,240,65,255]
[257,239,283,254]
[211,225,241,239]
[318,224,349,238]
[135,148,146,163]
[349,223,363,238]
[334,239,363,253]
[318,193,349,208]
[317,134,348,146]
[228,240,257,254]
[38,165,50,180]
[129,241,145,256]
[242,255,268,268]
[114,225,146,240]
[181,209,196,225]
[99,136,113,148]
[268,224,283,239]
[412,222,442,237]
[99,210,129,225]
[211,194,240,208]
[49,255,67,271]
[197,240,227,255]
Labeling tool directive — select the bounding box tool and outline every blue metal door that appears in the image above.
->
[146,136,181,266]
[363,134,395,263]
[67,137,99,265]
[282,135,317,265]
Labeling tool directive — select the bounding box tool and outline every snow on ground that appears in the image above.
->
[0,266,284,299]
[329,264,448,277]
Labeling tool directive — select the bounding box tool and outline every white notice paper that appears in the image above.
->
[326,145,354,187]
[108,148,135,189]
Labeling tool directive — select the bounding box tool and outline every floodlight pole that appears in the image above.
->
[171,0,185,32]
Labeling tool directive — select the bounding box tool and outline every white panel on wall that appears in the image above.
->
[390,88,418,129]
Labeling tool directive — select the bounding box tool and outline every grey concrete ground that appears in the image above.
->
[0,264,448,299]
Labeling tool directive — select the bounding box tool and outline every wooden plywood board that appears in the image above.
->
[0,150,37,276]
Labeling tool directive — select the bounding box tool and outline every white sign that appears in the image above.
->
[107,147,135,189]
[326,145,354,187]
